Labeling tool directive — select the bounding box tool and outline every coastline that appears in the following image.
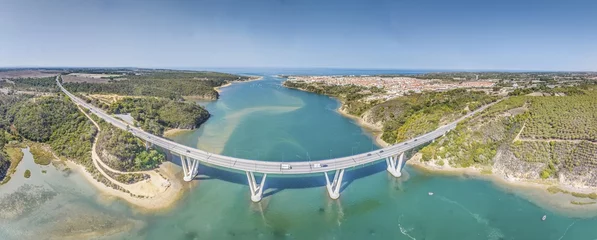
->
[75,106,186,212]
[283,83,390,147]
[66,161,185,212]
[336,105,389,148]
[407,154,597,215]
[163,128,193,138]
[282,80,597,212]
[215,76,264,93]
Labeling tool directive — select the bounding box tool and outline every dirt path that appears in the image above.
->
[74,106,185,210]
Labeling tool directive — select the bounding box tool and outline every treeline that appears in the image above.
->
[108,97,210,135]
[508,84,591,96]
[283,80,385,115]
[0,94,32,181]
[63,71,250,100]
[0,77,57,92]
[0,131,9,182]
[95,123,164,171]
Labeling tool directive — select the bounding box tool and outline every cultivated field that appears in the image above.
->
[0,70,60,79]
[62,73,126,83]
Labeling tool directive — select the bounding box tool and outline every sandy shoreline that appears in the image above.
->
[336,106,389,148]
[163,128,193,138]
[215,76,264,93]
[66,161,185,212]
[284,83,390,147]
[74,105,186,212]
[407,154,597,215]
[283,81,597,213]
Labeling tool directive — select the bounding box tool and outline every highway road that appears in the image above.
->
[57,76,495,175]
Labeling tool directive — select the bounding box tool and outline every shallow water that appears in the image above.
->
[1,69,597,240]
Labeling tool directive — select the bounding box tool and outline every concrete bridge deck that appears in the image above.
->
[57,76,496,201]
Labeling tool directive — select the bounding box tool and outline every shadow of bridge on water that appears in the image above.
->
[162,144,428,199]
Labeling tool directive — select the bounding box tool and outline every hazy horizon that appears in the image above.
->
[1,0,596,71]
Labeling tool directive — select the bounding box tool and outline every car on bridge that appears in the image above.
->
[312,163,328,168]
[281,164,292,170]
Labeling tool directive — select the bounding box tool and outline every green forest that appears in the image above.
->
[373,89,497,143]
[108,97,210,135]
[95,123,165,171]
[284,80,497,144]
[283,80,385,115]
[0,94,96,180]
[0,77,58,92]
[420,86,597,181]
[63,71,250,100]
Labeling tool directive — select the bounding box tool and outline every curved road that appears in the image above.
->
[57,76,495,175]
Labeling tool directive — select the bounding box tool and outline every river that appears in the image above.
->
[1,69,596,239]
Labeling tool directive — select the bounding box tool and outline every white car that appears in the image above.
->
[313,163,321,168]
[281,164,292,170]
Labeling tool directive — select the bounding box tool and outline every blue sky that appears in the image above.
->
[0,0,596,71]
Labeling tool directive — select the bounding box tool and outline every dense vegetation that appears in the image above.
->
[107,97,210,135]
[0,134,9,182]
[0,94,31,182]
[285,81,498,144]
[521,94,596,141]
[0,77,57,92]
[284,81,385,115]
[374,89,498,143]
[63,71,250,100]
[420,86,597,186]
[95,123,165,172]
[0,94,96,168]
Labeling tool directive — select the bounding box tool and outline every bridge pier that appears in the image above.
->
[324,169,345,200]
[144,140,153,150]
[246,172,267,202]
[386,152,404,177]
[181,156,199,182]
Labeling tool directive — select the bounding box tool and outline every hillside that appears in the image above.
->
[95,122,164,172]
[63,71,250,100]
[283,80,497,145]
[107,97,210,135]
[417,88,597,187]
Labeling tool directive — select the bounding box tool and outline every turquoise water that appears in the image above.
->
[2,70,597,239]
[154,72,597,240]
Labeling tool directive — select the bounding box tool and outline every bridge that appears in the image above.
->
[57,76,495,202]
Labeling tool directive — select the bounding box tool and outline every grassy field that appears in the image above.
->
[29,143,54,165]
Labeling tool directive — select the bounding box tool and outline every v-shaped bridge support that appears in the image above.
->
[324,169,345,200]
[385,152,404,177]
[181,155,199,182]
[246,171,267,202]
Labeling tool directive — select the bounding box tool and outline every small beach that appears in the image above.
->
[407,154,597,216]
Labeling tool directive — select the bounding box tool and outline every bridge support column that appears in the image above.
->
[246,172,267,202]
[386,152,404,177]
[324,169,345,200]
[144,140,153,150]
[181,156,199,182]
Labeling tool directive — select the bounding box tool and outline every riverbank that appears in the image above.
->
[215,76,264,93]
[163,128,193,138]
[336,105,389,147]
[283,83,390,147]
[67,161,185,212]
[407,154,597,215]
[282,79,597,213]
[76,105,186,212]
